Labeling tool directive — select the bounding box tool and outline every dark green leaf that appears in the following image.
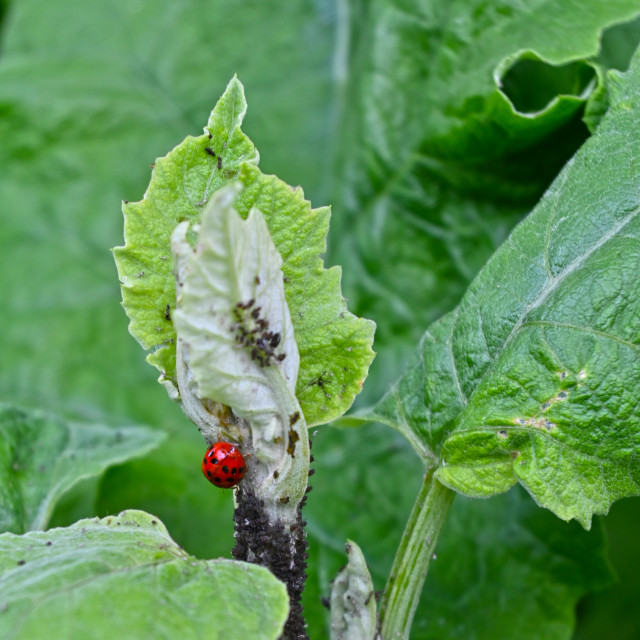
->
[0,405,164,534]
[371,52,640,528]
[330,1,640,402]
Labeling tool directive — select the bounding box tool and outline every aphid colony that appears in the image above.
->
[231,297,287,368]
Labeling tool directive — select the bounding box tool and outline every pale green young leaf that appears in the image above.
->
[370,53,640,529]
[113,76,258,388]
[0,405,164,534]
[0,510,288,640]
[232,164,376,426]
[172,185,299,414]
[114,78,374,426]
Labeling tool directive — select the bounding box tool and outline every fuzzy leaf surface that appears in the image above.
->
[113,77,258,386]
[371,54,640,528]
[172,185,299,413]
[0,405,164,534]
[114,78,374,426]
[0,510,288,640]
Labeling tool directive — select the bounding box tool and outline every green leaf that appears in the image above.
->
[113,76,259,389]
[0,510,288,640]
[371,53,640,528]
[114,78,375,426]
[330,1,640,402]
[344,0,639,162]
[234,164,376,426]
[0,405,165,534]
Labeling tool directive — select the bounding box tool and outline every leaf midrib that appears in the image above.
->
[451,202,640,407]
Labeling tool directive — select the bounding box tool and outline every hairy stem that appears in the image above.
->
[378,472,455,640]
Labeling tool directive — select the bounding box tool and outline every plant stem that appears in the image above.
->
[379,471,455,640]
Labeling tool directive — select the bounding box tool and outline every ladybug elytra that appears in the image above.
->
[201,442,246,488]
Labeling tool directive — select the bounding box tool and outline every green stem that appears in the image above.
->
[379,471,455,640]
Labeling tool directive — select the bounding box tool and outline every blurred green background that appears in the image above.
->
[1,1,638,638]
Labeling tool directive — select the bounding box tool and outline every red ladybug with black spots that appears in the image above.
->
[201,442,247,488]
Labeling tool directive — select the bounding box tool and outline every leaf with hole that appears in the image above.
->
[369,52,640,529]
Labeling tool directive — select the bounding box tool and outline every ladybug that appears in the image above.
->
[201,442,247,488]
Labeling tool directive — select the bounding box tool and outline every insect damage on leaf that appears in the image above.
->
[113,76,375,426]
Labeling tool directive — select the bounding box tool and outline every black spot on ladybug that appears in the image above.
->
[211,457,218,464]
[231,468,237,475]
[239,467,245,473]
[214,476,222,483]
[227,477,234,484]
[222,465,229,474]
[206,470,212,478]
[204,146,216,157]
